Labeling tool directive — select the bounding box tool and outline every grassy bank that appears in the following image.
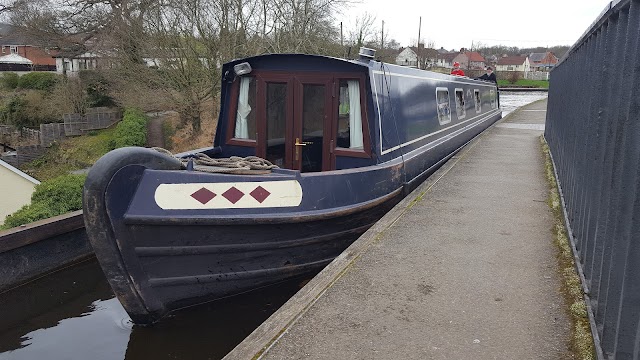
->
[1,109,149,230]
[541,136,595,360]
[498,79,549,88]
[22,108,148,181]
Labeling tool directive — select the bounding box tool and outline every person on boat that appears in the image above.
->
[451,62,465,76]
[478,66,497,84]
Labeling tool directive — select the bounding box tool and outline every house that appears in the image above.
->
[465,51,486,69]
[0,159,39,225]
[395,46,438,69]
[0,23,57,68]
[529,52,558,71]
[435,52,458,68]
[438,49,485,70]
[54,50,100,76]
[496,56,531,72]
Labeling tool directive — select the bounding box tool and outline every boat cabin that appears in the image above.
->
[216,54,373,173]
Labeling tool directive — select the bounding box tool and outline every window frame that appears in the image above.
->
[454,88,466,120]
[332,73,371,159]
[435,87,452,125]
[474,89,481,113]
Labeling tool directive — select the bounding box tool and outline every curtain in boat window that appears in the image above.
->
[235,77,252,139]
[347,80,363,149]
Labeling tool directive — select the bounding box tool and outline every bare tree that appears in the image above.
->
[346,12,376,52]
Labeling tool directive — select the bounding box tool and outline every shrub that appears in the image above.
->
[0,95,31,128]
[79,70,116,108]
[2,202,57,229]
[1,174,86,229]
[112,108,148,148]
[30,174,85,213]
[18,72,60,91]
[0,72,19,89]
[507,71,522,84]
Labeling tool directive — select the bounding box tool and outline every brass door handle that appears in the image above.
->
[295,138,306,146]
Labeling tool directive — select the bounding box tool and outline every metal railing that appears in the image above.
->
[545,0,640,359]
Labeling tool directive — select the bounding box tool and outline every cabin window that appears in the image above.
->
[474,89,481,113]
[234,76,257,140]
[336,80,364,150]
[10,46,17,54]
[490,89,496,109]
[455,88,466,120]
[436,87,451,125]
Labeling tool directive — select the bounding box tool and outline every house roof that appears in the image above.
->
[409,47,438,58]
[0,53,33,64]
[529,52,547,62]
[498,56,528,65]
[465,51,485,62]
[440,52,458,62]
[0,159,40,185]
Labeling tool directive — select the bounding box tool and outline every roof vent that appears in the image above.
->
[358,47,375,62]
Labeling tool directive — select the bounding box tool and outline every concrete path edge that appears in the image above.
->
[223,117,508,360]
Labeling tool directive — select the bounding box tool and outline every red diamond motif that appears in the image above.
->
[250,186,271,203]
[191,187,216,204]
[222,187,245,204]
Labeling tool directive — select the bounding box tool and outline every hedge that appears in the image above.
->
[18,72,60,91]
[0,72,19,89]
[111,108,148,149]
[1,174,86,229]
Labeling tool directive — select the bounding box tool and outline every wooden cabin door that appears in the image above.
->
[293,76,332,172]
[257,73,332,173]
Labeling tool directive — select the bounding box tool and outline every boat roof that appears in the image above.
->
[223,53,370,69]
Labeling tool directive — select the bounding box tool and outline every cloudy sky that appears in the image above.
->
[339,0,611,50]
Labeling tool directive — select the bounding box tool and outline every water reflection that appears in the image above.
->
[0,260,311,360]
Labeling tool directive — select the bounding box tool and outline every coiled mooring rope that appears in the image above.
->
[152,147,278,174]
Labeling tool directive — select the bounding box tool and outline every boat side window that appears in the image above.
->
[454,88,466,120]
[490,89,496,109]
[232,76,257,140]
[436,87,451,125]
[474,89,481,113]
[336,79,364,150]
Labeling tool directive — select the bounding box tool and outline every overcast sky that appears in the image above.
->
[338,0,611,50]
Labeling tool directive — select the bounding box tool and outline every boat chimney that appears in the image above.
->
[358,47,376,63]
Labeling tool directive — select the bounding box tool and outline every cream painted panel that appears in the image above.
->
[155,180,303,210]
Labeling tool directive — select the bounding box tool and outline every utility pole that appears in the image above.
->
[417,16,421,48]
[417,17,422,68]
[340,22,344,58]
[381,20,385,50]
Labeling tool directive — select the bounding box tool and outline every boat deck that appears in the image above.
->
[224,99,573,359]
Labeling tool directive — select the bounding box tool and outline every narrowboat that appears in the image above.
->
[83,48,501,324]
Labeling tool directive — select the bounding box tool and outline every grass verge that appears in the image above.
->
[541,136,595,360]
[499,79,549,88]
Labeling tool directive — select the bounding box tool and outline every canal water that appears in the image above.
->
[499,91,548,116]
[0,92,547,360]
[0,259,314,360]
